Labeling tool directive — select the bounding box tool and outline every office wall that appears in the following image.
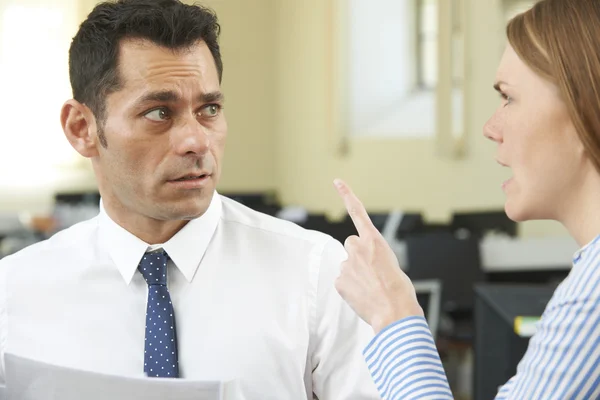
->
[0,0,90,214]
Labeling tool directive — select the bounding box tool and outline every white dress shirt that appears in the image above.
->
[0,193,380,399]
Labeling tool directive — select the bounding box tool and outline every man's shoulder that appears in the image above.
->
[0,216,99,270]
[219,195,335,247]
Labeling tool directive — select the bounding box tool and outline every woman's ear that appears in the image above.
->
[60,99,101,158]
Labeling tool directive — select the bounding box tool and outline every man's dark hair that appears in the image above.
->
[69,0,223,147]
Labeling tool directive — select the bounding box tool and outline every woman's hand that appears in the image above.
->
[333,179,424,334]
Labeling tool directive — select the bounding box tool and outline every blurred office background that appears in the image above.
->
[0,0,576,398]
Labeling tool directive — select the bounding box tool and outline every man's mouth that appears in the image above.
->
[173,174,208,182]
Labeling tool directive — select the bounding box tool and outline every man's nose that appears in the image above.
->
[172,115,210,156]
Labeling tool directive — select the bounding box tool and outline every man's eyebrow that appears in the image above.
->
[135,90,180,105]
[199,91,224,103]
[134,90,224,105]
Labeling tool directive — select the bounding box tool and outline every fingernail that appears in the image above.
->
[333,179,342,188]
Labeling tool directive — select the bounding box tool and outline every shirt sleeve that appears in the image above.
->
[363,316,453,400]
[309,237,381,399]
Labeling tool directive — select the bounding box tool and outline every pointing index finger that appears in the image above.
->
[333,179,378,238]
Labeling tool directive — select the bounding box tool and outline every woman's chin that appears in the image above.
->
[504,199,531,222]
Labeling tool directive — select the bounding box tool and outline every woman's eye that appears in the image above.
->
[500,93,512,106]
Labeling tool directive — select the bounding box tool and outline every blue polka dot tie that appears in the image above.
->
[138,250,179,378]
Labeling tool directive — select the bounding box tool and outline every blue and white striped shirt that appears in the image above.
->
[363,235,600,399]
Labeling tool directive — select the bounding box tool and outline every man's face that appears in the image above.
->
[93,39,227,223]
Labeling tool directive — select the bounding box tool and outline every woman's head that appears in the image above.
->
[483,0,600,222]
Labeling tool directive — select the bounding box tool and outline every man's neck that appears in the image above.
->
[102,201,190,245]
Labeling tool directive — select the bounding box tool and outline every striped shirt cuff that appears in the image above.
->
[363,316,453,400]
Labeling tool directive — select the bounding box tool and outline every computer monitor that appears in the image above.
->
[413,279,442,339]
[451,211,517,238]
[474,283,554,400]
[405,231,483,314]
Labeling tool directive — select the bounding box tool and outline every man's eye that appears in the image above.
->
[200,104,222,118]
[144,108,170,121]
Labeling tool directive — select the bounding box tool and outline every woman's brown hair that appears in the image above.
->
[507,0,600,171]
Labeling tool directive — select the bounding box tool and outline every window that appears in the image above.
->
[0,0,80,188]
[344,0,464,139]
[416,0,437,89]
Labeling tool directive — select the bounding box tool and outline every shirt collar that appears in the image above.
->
[573,233,600,265]
[98,192,222,285]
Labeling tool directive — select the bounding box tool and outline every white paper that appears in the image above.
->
[3,353,239,400]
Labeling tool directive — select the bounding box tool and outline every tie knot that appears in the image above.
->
[138,250,169,286]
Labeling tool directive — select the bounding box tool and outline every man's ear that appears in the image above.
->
[60,99,101,158]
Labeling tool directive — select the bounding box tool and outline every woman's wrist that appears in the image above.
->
[371,303,425,335]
